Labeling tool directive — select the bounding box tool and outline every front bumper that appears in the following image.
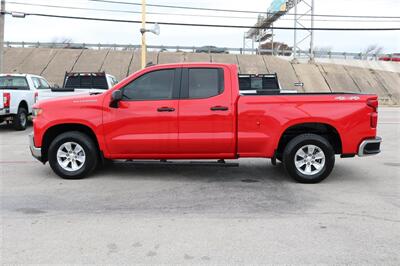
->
[29,133,42,161]
[358,137,382,157]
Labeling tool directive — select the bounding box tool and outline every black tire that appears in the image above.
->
[48,131,98,179]
[283,134,335,184]
[13,107,28,130]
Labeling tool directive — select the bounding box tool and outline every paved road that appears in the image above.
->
[1,108,399,264]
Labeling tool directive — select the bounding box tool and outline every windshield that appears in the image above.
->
[0,76,29,90]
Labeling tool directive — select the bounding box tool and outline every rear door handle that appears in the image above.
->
[210,106,229,111]
[157,107,175,112]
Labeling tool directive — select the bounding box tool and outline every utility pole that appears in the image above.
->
[140,0,146,69]
[309,0,315,63]
[292,0,298,63]
[0,0,6,73]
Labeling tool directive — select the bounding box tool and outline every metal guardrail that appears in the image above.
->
[3,41,396,61]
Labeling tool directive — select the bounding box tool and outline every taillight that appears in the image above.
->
[367,98,378,112]
[34,91,39,103]
[367,98,378,128]
[3,92,10,108]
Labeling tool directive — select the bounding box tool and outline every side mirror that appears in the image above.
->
[110,90,122,108]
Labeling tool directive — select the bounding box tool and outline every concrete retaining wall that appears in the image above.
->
[41,49,83,86]
[264,56,302,91]
[2,48,399,105]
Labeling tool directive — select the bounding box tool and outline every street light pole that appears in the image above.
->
[0,0,6,73]
[140,0,146,69]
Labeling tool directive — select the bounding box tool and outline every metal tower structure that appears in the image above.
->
[292,0,315,62]
[244,0,315,61]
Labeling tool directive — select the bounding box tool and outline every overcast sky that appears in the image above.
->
[4,0,400,53]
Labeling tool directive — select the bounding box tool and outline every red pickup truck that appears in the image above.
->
[29,63,381,183]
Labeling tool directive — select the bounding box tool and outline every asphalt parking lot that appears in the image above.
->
[1,107,399,264]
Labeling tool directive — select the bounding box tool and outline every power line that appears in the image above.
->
[4,11,400,31]
[88,0,400,19]
[6,1,256,19]
[7,1,400,23]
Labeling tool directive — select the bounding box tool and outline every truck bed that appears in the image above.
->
[237,93,377,157]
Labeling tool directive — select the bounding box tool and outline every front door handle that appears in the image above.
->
[210,106,229,111]
[157,107,175,112]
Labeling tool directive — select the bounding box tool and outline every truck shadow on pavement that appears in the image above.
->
[96,160,292,183]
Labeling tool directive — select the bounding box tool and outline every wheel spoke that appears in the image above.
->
[71,161,79,171]
[76,155,85,163]
[305,164,312,174]
[60,159,70,168]
[57,150,68,158]
[308,145,315,155]
[314,151,325,160]
[64,143,72,152]
[312,162,322,170]
[297,149,307,159]
[295,160,306,168]
[74,145,83,154]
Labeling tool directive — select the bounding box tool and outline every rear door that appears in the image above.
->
[178,67,235,157]
[103,67,181,157]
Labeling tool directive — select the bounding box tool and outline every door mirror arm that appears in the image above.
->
[110,90,123,108]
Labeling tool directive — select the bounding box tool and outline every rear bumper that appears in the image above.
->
[358,137,382,157]
[29,133,43,162]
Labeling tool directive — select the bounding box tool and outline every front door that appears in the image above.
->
[178,67,235,157]
[103,68,181,157]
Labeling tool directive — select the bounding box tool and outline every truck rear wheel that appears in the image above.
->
[13,107,27,130]
[48,131,98,179]
[283,134,335,183]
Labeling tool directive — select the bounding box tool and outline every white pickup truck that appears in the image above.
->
[0,74,51,130]
[37,72,118,101]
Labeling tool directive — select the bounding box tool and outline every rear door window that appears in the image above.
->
[183,68,224,99]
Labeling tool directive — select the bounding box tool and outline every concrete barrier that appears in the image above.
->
[41,49,83,86]
[157,52,184,64]
[72,49,109,72]
[316,58,400,73]
[184,53,211,62]
[237,54,268,74]
[2,48,35,73]
[211,54,238,65]
[15,48,58,76]
[128,50,158,75]
[101,50,134,81]
[373,70,400,105]
[317,64,361,93]
[264,56,301,91]
[344,66,394,105]
[292,64,331,92]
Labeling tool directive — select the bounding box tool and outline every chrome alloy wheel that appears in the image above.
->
[56,142,86,172]
[294,144,325,175]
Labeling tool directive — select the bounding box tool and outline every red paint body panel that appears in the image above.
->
[32,63,378,161]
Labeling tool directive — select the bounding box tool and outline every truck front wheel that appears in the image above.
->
[48,131,98,179]
[283,134,335,183]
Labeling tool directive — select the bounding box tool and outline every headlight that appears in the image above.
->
[32,108,43,117]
